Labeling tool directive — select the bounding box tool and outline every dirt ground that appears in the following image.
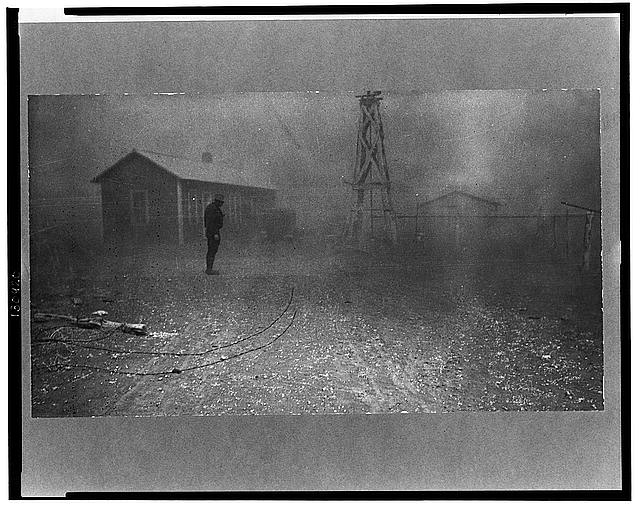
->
[29,239,604,417]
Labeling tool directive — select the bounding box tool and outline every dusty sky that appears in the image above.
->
[28,89,601,230]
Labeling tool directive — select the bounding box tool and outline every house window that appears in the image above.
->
[232,195,240,223]
[187,191,194,223]
[196,193,203,224]
[187,190,200,224]
[239,196,244,223]
[227,194,236,223]
[130,190,149,225]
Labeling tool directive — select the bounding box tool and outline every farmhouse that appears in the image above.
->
[92,149,277,245]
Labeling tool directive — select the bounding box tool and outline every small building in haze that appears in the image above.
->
[417,189,502,255]
[92,149,277,245]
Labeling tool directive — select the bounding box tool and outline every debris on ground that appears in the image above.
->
[30,246,604,416]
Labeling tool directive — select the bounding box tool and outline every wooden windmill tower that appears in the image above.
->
[344,91,398,248]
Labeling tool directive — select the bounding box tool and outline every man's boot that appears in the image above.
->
[206,258,220,275]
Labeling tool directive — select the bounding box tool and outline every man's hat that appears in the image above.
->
[214,193,224,202]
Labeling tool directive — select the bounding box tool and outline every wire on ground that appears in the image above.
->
[43,309,297,377]
[32,287,295,357]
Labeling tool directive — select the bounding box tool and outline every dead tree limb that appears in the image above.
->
[32,312,147,335]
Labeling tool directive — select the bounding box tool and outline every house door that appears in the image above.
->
[130,190,150,240]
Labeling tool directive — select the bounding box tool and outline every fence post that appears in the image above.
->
[582,212,594,272]
[370,190,374,237]
[565,209,569,260]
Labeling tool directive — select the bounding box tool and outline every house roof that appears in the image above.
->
[93,149,276,190]
[420,189,502,208]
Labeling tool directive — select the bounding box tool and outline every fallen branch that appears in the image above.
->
[33,312,147,336]
[32,287,294,355]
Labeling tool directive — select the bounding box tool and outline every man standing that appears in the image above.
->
[204,194,225,275]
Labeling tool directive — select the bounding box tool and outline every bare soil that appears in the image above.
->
[30,240,604,417]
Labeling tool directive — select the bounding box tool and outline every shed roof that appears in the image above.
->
[93,149,276,190]
[420,189,502,208]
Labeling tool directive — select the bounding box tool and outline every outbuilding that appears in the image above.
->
[417,189,502,255]
[92,149,277,245]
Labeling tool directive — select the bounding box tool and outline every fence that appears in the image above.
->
[375,212,601,266]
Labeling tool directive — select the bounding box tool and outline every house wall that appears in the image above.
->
[180,180,276,242]
[99,156,179,244]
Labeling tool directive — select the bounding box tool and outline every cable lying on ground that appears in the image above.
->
[32,287,295,357]
[42,309,297,377]
[34,325,124,345]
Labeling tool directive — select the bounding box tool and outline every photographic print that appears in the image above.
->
[28,89,603,417]
[14,7,625,497]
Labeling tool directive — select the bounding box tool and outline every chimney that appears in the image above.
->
[202,152,213,163]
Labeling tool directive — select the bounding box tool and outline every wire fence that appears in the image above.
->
[387,212,601,265]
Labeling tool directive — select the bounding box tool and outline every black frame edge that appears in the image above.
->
[62,3,629,17]
[7,6,23,501]
[618,1,631,502]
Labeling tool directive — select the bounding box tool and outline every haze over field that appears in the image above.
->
[28,90,600,237]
